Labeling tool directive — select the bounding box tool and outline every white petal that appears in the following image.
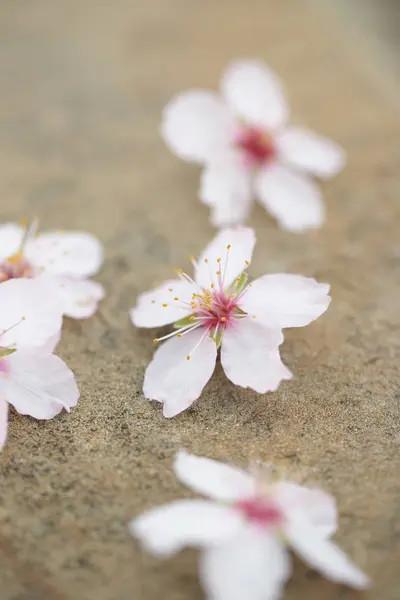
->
[285,521,370,589]
[200,526,290,600]
[161,91,237,164]
[195,228,256,289]
[274,482,337,538]
[277,127,346,179]
[221,320,291,394]
[130,279,196,328]
[0,278,62,348]
[53,277,105,319]
[143,327,217,417]
[0,396,8,451]
[2,349,79,419]
[25,231,103,278]
[255,164,325,233]
[221,59,288,130]
[130,499,243,557]
[200,163,252,227]
[0,223,24,261]
[240,274,331,329]
[174,451,255,502]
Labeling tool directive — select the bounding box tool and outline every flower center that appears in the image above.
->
[0,253,33,283]
[236,497,282,527]
[235,126,276,168]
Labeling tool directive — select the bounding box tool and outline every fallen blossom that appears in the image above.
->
[0,220,104,318]
[0,278,79,450]
[162,59,345,232]
[131,452,370,600]
[130,228,330,417]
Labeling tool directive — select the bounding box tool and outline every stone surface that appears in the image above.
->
[0,1,399,599]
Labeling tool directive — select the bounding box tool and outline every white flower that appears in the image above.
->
[0,278,79,450]
[162,59,345,232]
[0,220,104,318]
[131,452,370,600]
[130,228,330,417]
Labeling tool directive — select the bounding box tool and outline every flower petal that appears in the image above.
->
[3,349,79,419]
[130,279,196,328]
[200,526,290,600]
[255,164,325,232]
[195,227,256,289]
[0,278,62,348]
[0,396,8,451]
[130,499,243,557]
[275,482,337,538]
[240,274,331,329]
[161,90,237,164]
[143,327,217,417]
[285,521,369,589]
[221,320,291,394]
[200,163,252,227]
[25,231,103,278]
[221,59,288,130]
[277,126,346,179]
[174,451,255,502]
[53,277,105,319]
[0,223,24,261]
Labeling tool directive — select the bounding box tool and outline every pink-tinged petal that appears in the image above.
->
[52,277,105,319]
[0,223,24,261]
[240,274,331,329]
[2,349,79,419]
[221,59,288,130]
[255,164,325,232]
[143,328,217,417]
[161,90,237,164]
[174,451,255,502]
[25,231,103,278]
[200,163,253,227]
[285,521,370,589]
[130,499,243,557]
[277,126,346,179]
[221,320,292,394]
[130,279,196,328]
[0,396,8,451]
[200,526,290,600]
[0,278,62,348]
[195,228,256,289]
[275,483,337,538]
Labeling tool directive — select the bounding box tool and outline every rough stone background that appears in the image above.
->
[0,1,399,599]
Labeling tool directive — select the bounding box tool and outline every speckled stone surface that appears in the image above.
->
[0,1,399,599]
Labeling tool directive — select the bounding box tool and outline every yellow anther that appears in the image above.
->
[153,338,159,343]
[189,255,195,261]
[210,283,214,289]
[216,271,221,275]
[162,303,168,307]
[168,288,173,292]
[217,257,221,263]
[174,297,179,301]
[186,355,191,360]
[245,260,250,265]
[177,334,182,337]
[227,244,231,249]
[220,317,226,322]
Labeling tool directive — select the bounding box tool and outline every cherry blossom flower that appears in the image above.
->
[131,452,370,600]
[0,220,104,318]
[0,278,79,450]
[162,59,345,232]
[130,228,330,417]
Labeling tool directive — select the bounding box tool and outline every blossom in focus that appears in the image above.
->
[162,59,345,232]
[0,278,79,450]
[131,452,370,600]
[130,228,330,417]
[0,220,104,318]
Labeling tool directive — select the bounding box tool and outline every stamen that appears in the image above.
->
[186,326,211,361]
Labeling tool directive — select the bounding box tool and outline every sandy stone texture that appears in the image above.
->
[0,1,399,599]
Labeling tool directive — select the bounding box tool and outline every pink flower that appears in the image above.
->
[0,221,104,318]
[130,228,330,417]
[131,452,370,600]
[162,59,345,232]
[0,278,79,451]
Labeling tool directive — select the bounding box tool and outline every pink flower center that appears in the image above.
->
[0,254,33,283]
[235,127,276,168]
[236,497,282,527]
[192,288,241,332]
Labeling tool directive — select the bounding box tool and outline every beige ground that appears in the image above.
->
[0,1,399,599]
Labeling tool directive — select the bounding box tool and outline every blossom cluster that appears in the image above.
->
[0,221,104,450]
